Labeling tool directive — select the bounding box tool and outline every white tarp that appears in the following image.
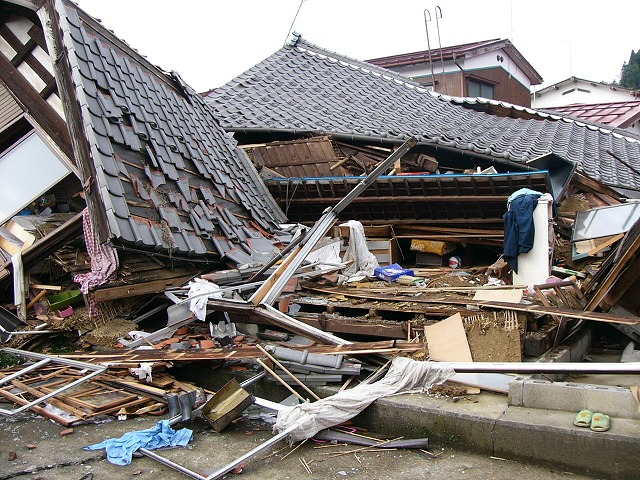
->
[273,357,454,442]
[340,220,379,282]
[186,278,223,321]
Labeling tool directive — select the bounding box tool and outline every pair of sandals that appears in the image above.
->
[574,409,610,432]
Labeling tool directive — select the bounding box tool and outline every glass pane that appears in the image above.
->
[480,83,494,99]
[468,80,480,97]
[572,202,640,242]
[0,132,70,225]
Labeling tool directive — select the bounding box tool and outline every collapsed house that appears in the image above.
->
[0,0,287,329]
[0,4,639,479]
[199,34,640,344]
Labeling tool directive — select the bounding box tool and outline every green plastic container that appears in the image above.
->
[47,290,84,311]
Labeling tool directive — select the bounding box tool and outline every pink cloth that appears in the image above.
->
[73,208,119,317]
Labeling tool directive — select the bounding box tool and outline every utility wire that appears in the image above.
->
[284,0,306,44]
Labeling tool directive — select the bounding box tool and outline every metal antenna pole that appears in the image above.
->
[434,6,446,94]
[423,9,436,92]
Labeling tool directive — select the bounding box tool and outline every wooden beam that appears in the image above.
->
[0,45,72,159]
[301,284,640,325]
[93,274,196,302]
[286,195,508,204]
[38,2,111,243]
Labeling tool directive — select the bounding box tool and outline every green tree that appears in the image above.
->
[620,50,640,89]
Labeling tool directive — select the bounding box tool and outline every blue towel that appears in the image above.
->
[84,420,192,465]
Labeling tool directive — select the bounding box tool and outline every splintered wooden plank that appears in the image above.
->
[38,382,139,413]
[301,284,640,325]
[98,397,154,416]
[93,274,196,301]
[60,340,426,365]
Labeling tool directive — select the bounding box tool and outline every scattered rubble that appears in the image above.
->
[0,1,638,479]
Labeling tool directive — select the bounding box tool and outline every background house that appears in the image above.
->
[367,38,542,107]
[532,77,640,136]
[533,77,640,108]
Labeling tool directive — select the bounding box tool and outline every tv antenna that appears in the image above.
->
[424,7,445,93]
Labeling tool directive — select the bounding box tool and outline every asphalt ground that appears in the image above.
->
[0,404,601,480]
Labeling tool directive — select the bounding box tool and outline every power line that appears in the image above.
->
[284,0,306,45]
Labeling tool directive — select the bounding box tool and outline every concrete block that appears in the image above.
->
[521,379,588,412]
[545,346,571,363]
[507,376,525,406]
[583,383,640,419]
[569,329,591,362]
[518,379,640,419]
[494,406,640,479]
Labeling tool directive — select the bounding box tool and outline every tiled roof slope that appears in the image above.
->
[52,1,286,262]
[544,101,640,129]
[204,38,640,192]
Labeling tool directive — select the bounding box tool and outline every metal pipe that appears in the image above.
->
[204,424,299,480]
[1,367,105,415]
[239,371,266,389]
[434,6,446,93]
[3,348,105,371]
[0,358,51,386]
[446,361,640,374]
[423,9,436,90]
[138,448,207,480]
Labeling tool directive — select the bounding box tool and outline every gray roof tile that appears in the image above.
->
[53,0,286,262]
[205,38,640,192]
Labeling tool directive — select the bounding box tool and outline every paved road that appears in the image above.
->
[0,411,599,480]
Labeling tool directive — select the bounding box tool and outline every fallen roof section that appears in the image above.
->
[35,0,286,263]
[204,36,640,193]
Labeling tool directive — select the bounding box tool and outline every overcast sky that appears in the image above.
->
[73,0,639,94]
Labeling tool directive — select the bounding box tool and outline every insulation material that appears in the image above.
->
[273,357,453,442]
[304,240,343,270]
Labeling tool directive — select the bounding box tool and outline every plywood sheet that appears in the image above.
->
[424,313,472,362]
[473,288,523,304]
